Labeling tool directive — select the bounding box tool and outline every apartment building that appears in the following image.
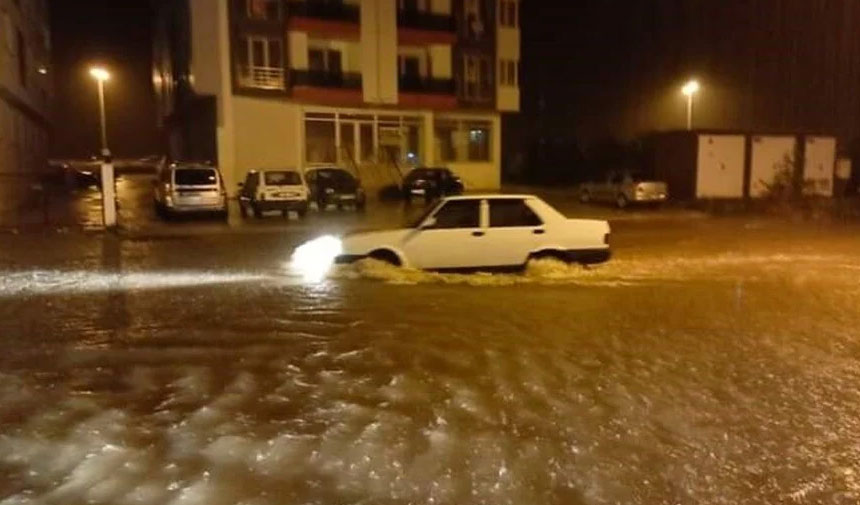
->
[153,0,520,192]
[0,0,51,211]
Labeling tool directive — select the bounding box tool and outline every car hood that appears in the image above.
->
[341,228,413,255]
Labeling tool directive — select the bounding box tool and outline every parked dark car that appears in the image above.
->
[305,167,366,211]
[401,167,464,203]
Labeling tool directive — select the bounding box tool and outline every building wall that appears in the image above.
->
[0,0,51,215]
[232,96,301,184]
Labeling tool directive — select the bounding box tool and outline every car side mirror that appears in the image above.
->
[420,217,437,230]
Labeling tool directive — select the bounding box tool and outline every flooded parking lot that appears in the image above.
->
[1,183,860,504]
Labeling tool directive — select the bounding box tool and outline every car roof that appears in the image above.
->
[170,163,217,170]
[256,168,300,173]
[442,194,538,201]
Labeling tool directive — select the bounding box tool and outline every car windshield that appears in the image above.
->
[408,200,444,228]
[265,171,301,185]
[174,168,217,186]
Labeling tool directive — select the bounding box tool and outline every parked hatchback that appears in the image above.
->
[305,167,366,211]
[153,163,228,219]
[401,167,464,203]
[238,169,309,218]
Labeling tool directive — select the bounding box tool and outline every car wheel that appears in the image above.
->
[529,250,570,264]
[239,203,248,218]
[579,190,591,203]
[317,197,327,212]
[217,209,229,221]
[298,204,308,218]
[282,209,290,219]
[253,204,263,219]
[616,194,629,209]
[369,249,402,267]
[356,200,366,212]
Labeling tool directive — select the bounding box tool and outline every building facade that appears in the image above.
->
[154,0,520,192]
[0,0,51,213]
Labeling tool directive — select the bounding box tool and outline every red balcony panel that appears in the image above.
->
[288,17,360,40]
[397,28,457,46]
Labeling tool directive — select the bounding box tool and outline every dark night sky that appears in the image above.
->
[49,0,158,158]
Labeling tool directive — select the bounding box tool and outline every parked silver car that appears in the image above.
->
[153,163,228,219]
[580,171,668,208]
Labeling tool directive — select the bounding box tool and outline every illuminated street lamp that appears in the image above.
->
[681,79,700,130]
[89,66,116,227]
[89,67,111,154]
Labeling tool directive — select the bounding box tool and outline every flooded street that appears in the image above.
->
[1,197,860,503]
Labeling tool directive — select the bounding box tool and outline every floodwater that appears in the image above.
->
[1,213,860,505]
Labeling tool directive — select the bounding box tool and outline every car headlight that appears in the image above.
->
[325,188,335,194]
[291,235,343,282]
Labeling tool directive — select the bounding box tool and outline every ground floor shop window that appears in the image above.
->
[305,120,336,164]
[433,119,492,163]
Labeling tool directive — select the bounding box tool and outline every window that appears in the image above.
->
[463,54,492,101]
[467,125,490,161]
[430,200,480,229]
[464,0,485,39]
[499,59,517,87]
[16,29,26,87]
[264,171,302,185]
[240,36,282,69]
[175,169,218,186]
[309,48,343,73]
[489,200,542,227]
[434,119,493,163]
[399,0,428,12]
[305,120,336,164]
[499,0,518,28]
[246,0,281,20]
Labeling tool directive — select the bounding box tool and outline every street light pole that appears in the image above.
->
[96,77,108,152]
[89,66,116,228]
[681,79,700,131]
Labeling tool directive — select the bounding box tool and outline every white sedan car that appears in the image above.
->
[335,195,611,271]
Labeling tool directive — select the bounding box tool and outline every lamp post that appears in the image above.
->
[89,66,116,228]
[89,67,110,153]
[681,79,700,131]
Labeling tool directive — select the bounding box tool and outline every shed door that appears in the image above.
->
[803,137,835,197]
[696,135,745,198]
[750,136,795,198]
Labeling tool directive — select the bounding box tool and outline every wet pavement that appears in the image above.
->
[1,175,860,504]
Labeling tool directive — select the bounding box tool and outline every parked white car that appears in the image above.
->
[153,163,228,219]
[334,195,611,270]
[580,170,668,208]
[238,169,309,218]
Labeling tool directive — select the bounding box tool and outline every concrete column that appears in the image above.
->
[215,0,237,194]
[423,111,435,166]
[429,45,452,79]
[289,32,309,71]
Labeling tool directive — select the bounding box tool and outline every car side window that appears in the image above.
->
[429,200,480,229]
[489,199,543,227]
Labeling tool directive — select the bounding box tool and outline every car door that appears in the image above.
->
[483,199,544,266]
[402,199,484,269]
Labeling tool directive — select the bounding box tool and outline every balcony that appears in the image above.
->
[237,66,286,90]
[398,76,455,95]
[292,70,362,89]
[287,1,360,23]
[397,10,455,32]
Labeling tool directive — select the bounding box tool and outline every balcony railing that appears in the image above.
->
[399,76,455,94]
[287,1,360,23]
[292,70,362,89]
[238,66,286,90]
[397,9,455,32]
